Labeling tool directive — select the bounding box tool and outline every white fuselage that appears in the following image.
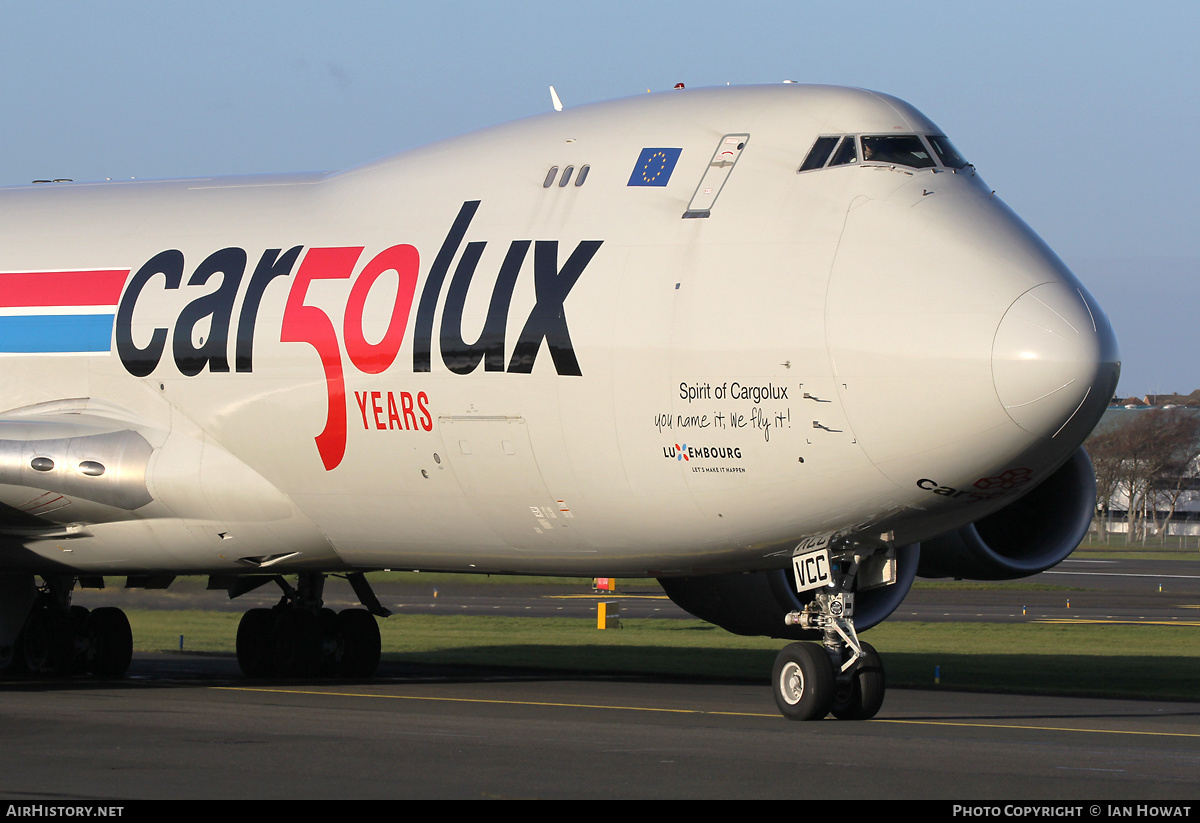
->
[0,85,1118,577]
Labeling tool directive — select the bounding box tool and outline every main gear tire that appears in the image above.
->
[87,607,133,678]
[236,608,276,677]
[336,609,380,678]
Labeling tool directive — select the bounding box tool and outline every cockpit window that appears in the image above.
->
[799,136,839,172]
[860,135,935,168]
[827,135,858,167]
[798,133,967,175]
[927,135,969,169]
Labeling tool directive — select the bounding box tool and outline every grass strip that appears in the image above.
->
[130,611,1200,702]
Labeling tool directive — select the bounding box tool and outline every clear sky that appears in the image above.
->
[1,1,1194,397]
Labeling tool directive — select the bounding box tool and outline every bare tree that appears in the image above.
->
[1086,409,1200,544]
[1144,412,1200,542]
[1086,424,1127,543]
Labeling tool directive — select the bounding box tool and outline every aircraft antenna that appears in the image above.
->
[550,86,563,112]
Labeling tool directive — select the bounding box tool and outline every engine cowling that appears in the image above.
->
[657,447,1095,636]
[917,446,1096,580]
[657,543,920,640]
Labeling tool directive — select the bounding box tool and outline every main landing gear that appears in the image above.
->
[771,542,889,721]
[0,575,133,678]
[234,572,385,678]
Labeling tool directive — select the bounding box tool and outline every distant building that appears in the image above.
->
[1110,389,1200,408]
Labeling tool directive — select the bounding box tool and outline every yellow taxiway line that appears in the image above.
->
[212,685,1200,738]
[1033,618,1200,626]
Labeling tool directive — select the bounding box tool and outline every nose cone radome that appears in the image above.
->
[992,282,1120,439]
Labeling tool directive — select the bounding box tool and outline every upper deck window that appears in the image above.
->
[860,135,935,168]
[927,135,969,169]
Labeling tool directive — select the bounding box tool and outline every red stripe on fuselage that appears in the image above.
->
[0,270,130,307]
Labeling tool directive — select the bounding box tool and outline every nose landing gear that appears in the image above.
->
[772,540,890,721]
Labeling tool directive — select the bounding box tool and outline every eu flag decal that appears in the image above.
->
[627,147,682,187]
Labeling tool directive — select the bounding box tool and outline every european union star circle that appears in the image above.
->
[627,147,682,187]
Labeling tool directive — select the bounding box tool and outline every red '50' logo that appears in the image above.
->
[281,245,419,470]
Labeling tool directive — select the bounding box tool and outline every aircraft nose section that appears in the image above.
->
[825,174,1120,481]
[992,282,1121,439]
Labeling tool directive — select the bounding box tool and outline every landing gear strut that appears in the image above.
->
[771,540,890,721]
[234,572,383,678]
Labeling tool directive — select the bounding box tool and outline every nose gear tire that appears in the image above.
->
[830,640,885,720]
[772,641,835,721]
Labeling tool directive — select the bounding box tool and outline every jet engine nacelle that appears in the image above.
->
[917,447,1096,581]
[657,543,920,640]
